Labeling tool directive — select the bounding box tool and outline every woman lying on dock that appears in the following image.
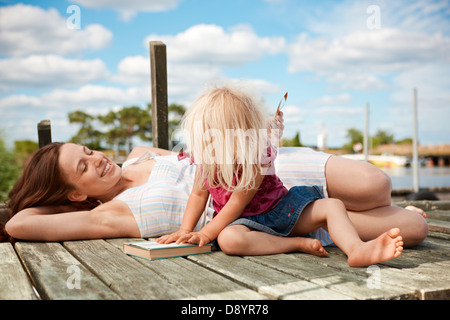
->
[3,137,428,254]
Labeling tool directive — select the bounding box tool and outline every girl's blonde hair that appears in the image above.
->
[181,85,270,192]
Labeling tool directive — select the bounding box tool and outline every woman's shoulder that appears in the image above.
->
[127,146,176,160]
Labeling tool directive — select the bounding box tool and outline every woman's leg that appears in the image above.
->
[217,225,328,257]
[324,155,428,247]
[325,155,392,210]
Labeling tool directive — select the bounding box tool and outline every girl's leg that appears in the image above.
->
[324,155,428,246]
[290,198,403,267]
[217,225,328,257]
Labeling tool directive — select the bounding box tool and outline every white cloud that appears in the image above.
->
[388,64,450,144]
[0,85,152,142]
[0,85,150,111]
[72,0,181,21]
[306,94,353,106]
[113,55,151,85]
[0,55,109,90]
[288,29,450,74]
[145,24,286,67]
[141,24,285,103]
[116,23,286,104]
[325,73,388,92]
[0,4,112,56]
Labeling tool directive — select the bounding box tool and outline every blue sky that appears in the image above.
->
[1,0,449,148]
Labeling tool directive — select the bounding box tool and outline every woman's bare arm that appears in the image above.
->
[5,200,140,241]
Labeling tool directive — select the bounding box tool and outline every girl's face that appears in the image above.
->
[58,143,122,200]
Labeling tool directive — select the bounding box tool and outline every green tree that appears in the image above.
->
[14,140,38,167]
[0,136,20,202]
[68,110,103,150]
[342,128,363,152]
[98,105,153,154]
[281,131,304,147]
[372,129,395,148]
[69,103,186,155]
[395,137,412,145]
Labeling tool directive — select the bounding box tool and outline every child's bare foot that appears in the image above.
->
[296,237,328,257]
[347,228,403,267]
[405,205,426,218]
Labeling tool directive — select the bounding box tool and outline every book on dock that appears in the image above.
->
[123,240,213,260]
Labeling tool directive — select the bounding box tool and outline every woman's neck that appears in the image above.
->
[99,159,155,202]
[97,175,134,203]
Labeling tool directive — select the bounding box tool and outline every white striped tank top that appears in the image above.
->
[113,153,214,238]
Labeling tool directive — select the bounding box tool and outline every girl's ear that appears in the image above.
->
[67,190,88,202]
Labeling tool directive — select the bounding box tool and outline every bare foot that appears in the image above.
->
[297,237,328,257]
[347,228,403,267]
[405,205,426,218]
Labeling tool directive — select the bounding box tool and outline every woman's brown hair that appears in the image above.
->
[7,142,73,215]
[1,142,96,242]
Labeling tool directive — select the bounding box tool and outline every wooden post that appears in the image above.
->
[37,120,52,148]
[412,88,420,192]
[150,41,169,150]
[364,103,369,162]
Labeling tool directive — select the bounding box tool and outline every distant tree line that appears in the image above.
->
[68,103,186,157]
[342,128,412,153]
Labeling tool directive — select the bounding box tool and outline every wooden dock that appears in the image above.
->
[1,201,449,301]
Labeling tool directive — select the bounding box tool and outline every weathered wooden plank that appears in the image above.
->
[421,234,450,248]
[396,200,450,211]
[246,253,415,300]
[328,247,450,299]
[107,238,267,299]
[427,219,450,234]
[63,239,189,300]
[150,41,169,149]
[188,251,352,300]
[0,243,37,300]
[258,280,353,300]
[15,242,119,300]
[425,210,450,222]
[305,245,450,300]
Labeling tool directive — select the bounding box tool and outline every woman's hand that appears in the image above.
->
[156,229,191,244]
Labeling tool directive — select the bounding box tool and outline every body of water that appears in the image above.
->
[381,166,450,190]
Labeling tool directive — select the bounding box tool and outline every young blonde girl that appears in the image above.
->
[158,86,403,267]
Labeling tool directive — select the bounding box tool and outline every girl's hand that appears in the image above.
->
[176,231,211,247]
[268,111,284,140]
[156,229,191,244]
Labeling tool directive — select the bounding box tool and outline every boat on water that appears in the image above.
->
[341,153,409,168]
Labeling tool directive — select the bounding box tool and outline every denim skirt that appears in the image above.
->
[229,185,324,237]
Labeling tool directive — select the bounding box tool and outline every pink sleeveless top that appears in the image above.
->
[179,145,288,218]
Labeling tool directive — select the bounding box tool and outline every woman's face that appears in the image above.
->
[59,143,122,200]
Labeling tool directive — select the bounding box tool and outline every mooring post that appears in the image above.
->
[37,120,52,148]
[412,88,420,192]
[149,41,169,150]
